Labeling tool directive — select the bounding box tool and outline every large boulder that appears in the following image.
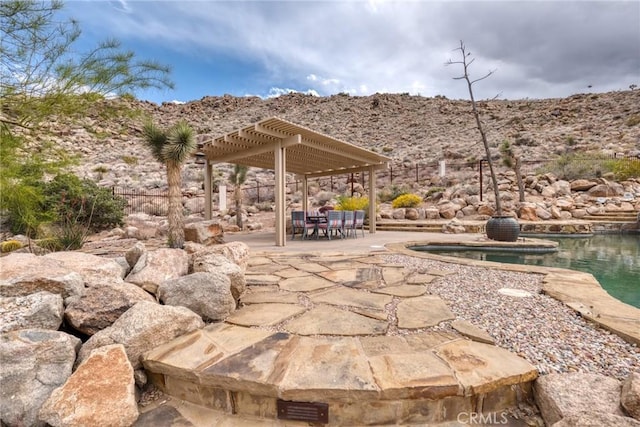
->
[44,252,126,286]
[0,292,64,333]
[125,241,147,271]
[571,179,598,191]
[38,344,138,427]
[191,253,246,301]
[64,281,155,336]
[552,412,640,427]
[534,373,624,426]
[191,242,250,271]
[77,301,204,370]
[125,249,189,294]
[0,329,81,427]
[157,272,236,321]
[0,253,84,302]
[588,182,624,197]
[622,372,640,420]
[183,220,224,245]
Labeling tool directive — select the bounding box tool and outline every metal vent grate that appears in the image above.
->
[277,399,329,423]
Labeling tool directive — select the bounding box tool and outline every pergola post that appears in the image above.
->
[302,176,308,213]
[274,141,286,246]
[368,166,376,233]
[204,159,212,220]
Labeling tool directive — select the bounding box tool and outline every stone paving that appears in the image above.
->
[142,251,538,426]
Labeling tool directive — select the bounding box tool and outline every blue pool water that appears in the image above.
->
[412,234,640,308]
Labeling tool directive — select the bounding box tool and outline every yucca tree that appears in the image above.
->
[229,164,247,230]
[142,120,195,248]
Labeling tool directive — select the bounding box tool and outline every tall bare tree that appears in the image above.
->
[447,40,503,216]
[142,121,195,248]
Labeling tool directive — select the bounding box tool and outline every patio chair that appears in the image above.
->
[291,210,315,240]
[318,210,344,240]
[354,210,365,238]
[342,210,355,238]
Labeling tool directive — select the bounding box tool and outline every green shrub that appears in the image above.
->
[538,154,611,180]
[335,195,369,211]
[392,193,422,208]
[43,174,126,232]
[608,158,640,180]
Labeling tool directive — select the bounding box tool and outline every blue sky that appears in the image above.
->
[63,0,640,104]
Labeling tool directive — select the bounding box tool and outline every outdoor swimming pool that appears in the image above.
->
[413,234,640,308]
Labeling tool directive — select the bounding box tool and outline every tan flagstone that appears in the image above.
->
[451,320,495,344]
[278,275,335,292]
[226,303,306,327]
[381,266,406,285]
[285,305,388,336]
[368,351,461,399]
[318,267,381,289]
[371,284,428,297]
[404,332,459,351]
[240,290,300,305]
[274,268,312,279]
[352,255,387,264]
[310,287,392,311]
[142,323,273,378]
[406,273,438,284]
[307,255,356,263]
[396,296,455,329]
[359,336,412,356]
[245,274,281,286]
[293,262,329,273]
[319,260,369,270]
[434,339,538,395]
[278,336,380,401]
[199,333,298,396]
[246,257,273,266]
[351,307,388,321]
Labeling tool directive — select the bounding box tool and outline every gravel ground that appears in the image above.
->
[383,253,640,381]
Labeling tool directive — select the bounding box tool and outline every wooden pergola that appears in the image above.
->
[201,117,391,246]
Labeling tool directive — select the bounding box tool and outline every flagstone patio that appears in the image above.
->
[142,252,538,425]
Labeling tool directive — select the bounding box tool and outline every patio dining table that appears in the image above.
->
[306,214,327,239]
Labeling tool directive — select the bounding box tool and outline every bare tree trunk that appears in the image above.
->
[515,158,525,203]
[234,186,243,230]
[166,161,185,248]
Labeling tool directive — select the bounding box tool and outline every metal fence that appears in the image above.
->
[113,155,638,215]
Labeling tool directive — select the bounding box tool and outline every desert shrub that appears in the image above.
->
[425,186,445,198]
[254,201,273,211]
[392,193,422,208]
[315,191,335,206]
[335,195,369,211]
[538,154,610,180]
[625,114,640,127]
[1,240,23,253]
[378,184,410,203]
[122,155,138,165]
[607,158,640,180]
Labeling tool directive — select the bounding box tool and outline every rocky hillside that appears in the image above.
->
[34,89,640,192]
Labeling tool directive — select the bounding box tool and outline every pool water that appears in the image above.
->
[415,234,640,308]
